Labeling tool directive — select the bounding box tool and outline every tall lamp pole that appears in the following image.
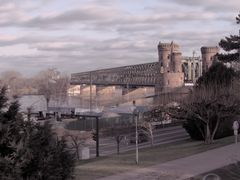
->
[132,100,139,164]
[96,116,99,157]
[135,110,139,164]
[192,50,196,83]
[90,72,93,112]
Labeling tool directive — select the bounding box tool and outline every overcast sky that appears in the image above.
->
[0,0,239,76]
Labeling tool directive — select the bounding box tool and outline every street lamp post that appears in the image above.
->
[96,116,99,157]
[135,110,139,164]
[131,103,139,165]
[90,72,93,113]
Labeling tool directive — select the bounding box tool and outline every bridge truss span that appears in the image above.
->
[71,62,160,86]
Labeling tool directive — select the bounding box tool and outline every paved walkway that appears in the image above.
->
[98,143,240,180]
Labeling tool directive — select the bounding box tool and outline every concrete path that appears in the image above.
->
[98,143,240,180]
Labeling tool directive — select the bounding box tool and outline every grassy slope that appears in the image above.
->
[75,136,235,180]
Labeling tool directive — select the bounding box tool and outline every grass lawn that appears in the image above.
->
[188,163,240,180]
[74,135,236,180]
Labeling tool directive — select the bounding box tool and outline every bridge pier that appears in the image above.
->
[122,85,137,96]
[95,85,122,107]
[78,85,96,109]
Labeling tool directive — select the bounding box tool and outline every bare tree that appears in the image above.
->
[169,78,240,144]
[166,62,240,144]
[33,68,69,109]
[140,121,155,147]
[65,131,91,160]
[141,106,169,147]
[0,70,24,96]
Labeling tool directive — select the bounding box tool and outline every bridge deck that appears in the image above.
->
[71,62,160,86]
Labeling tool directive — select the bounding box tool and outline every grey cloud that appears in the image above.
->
[31,43,85,52]
[0,35,91,48]
[0,24,232,76]
[2,35,153,54]
[22,5,121,29]
[155,31,228,42]
[0,0,235,32]
[144,29,231,56]
[92,13,220,28]
[0,28,228,76]
[0,55,54,76]
[35,39,154,55]
[168,0,240,12]
[0,1,34,27]
[0,37,40,47]
[0,2,121,29]
[0,0,237,77]
[0,38,156,76]
[0,3,224,30]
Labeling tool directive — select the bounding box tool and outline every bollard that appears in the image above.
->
[233,121,239,144]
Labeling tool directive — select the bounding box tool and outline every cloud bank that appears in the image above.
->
[0,0,238,76]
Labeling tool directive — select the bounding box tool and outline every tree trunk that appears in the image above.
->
[205,124,212,144]
[117,141,120,154]
[211,118,220,142]
[76,146,80,160]
[148,123,154,147]
[46,98,50,111]
[150,131,153,147]
[195,120,205,139]
[151,136,154,147]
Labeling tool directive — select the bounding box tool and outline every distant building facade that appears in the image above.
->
[182,56,202,83]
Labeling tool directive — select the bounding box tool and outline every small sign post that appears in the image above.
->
[233,121,239,144]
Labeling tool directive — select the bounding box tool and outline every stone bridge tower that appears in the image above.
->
[157,42,184,89]
[201,46,219,73]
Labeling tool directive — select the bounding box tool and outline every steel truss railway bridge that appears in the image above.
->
[70,58,201,87]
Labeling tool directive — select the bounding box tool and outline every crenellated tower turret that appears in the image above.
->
[201,46,219,73]
[156,42,184,89]
[158,42,180,73]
